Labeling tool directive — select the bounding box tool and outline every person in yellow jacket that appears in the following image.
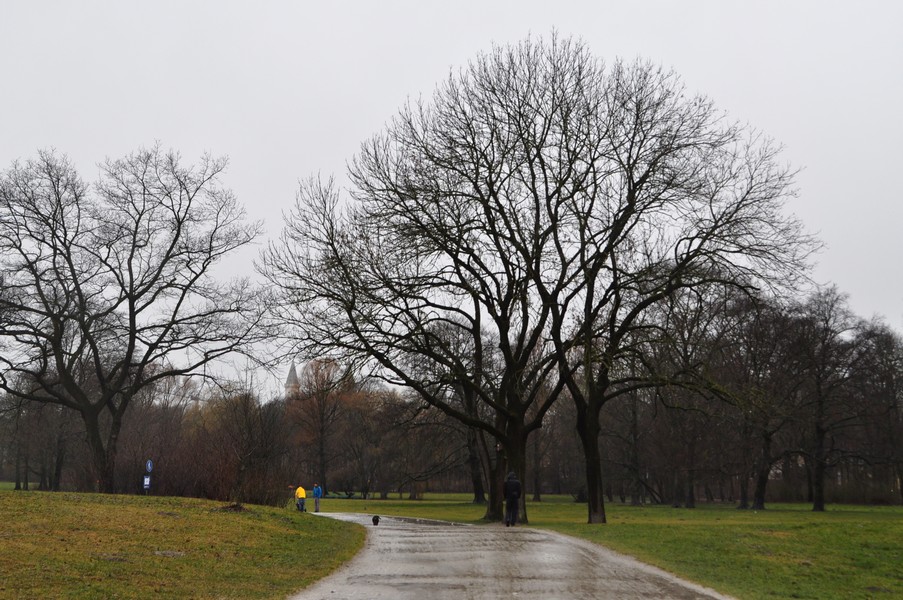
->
[295,485,307,512]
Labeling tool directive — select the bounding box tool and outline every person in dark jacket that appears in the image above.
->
[503,471,522,527]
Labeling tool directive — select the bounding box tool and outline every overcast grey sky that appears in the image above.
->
[2,1,902,333]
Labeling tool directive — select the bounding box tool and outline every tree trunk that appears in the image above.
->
[482,438,505,521]
[532,430,542,502]
[52,432,66,491]
[575,406,606,523]
[896,464,903,506]
[781,454,795,500]
[812,424,827,511]
[685,469,696,509]
[466,427,486,504]
[752,466,770,510]
[503,419,529,524]
[630,479,643,506]
[317,428,328,495]
[14,447,22,491]
[629,396,642,506]
[670,469,682,507]
[805,461,814,502]
[752,434,773,510]
[685,439,696,508]
[83,409,121,494]
[737,474,750,509]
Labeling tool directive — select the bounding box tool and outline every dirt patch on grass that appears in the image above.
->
[214,502,248,513]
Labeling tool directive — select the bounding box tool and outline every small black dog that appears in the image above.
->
[372,515,380,526]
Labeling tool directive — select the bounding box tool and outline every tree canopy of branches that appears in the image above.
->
[0,146,267,492]
[261,34,817,523]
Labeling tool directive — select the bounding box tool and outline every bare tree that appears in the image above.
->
[794,286,874,511]
[858,323,903,505]
[287,358,353,493]
[709,295,809,510]
[0,146,268,492]
[261,35,816,523]
[116,375,200,494]
[208,389,291,505]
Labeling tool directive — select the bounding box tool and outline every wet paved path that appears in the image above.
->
[288,513,734,599]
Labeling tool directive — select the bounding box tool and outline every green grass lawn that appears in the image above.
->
[0,490,364,599]
[321,493,903,600]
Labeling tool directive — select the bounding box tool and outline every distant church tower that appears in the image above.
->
[285,363,300,397]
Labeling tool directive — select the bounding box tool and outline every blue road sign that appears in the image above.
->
[146,459,153,473]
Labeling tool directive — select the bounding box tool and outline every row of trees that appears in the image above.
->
[1,35,900,523]
[0,361,470,503]
[3,291,901,510]
[602,286,903,510]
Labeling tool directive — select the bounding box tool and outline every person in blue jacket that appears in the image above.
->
[313,483,323,512]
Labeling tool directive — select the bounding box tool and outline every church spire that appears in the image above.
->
[285,362,300,396]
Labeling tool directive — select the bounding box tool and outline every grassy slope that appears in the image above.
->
[323,493,903,600]
[0,490,364,600]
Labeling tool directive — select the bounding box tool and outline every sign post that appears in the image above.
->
[143,459,153,495]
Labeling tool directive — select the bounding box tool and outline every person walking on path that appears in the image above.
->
[503,472,521,527]
[295,485,307,512]
[313,483,323,512]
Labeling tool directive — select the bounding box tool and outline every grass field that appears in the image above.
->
[2,489,901,599]
[0,490,364,599]
[321,493,903,600]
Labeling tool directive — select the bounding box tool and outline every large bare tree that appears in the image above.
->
[286,358,353,493]
[794,286,873,511]
[0,146,267,492]
[262,35,816,522]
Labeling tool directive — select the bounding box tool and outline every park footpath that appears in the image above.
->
[289,513,735,600]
